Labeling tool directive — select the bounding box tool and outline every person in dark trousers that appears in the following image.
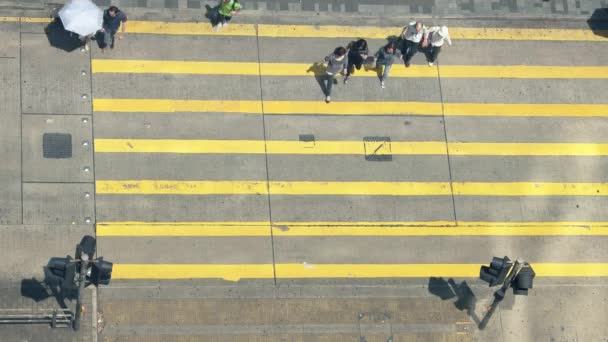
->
[374,42,402,89]
[422,25,452,66]
[400,21,425,67]
[213,0,241,31]
[98,6,127,52]
[322,46,348,103]
[343,39,368,84]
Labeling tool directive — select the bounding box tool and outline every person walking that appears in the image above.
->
[400,21,425,67]
[322,46,348,103]
[374,42,402,89]
[422,25,452,66]
[98,6,127,52]
[343,39,368,84]
[214,0,241,31]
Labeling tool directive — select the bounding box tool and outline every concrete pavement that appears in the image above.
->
[0,7,608,342]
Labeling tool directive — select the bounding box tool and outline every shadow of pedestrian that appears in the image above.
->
[307,62,329,96]
[428,277,481,325]
[587,8,608,38]
[44,17,83,52]
[20,258,78,310]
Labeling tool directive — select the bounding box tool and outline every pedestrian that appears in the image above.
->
[343,39,368,84]
[214,0,241,31]
[98,6,127,53]
[374,42,402,89]
[322,46,348,103]
[421,25,451,66]
[400,21,425,67]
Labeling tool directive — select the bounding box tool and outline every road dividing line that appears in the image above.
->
[93,99,608,117]
[96,221,608,236]
[95,180,268,195]
[94,139,608,156]
[5,17,607,41]
[92,60,608,79]
[111,263,608,280]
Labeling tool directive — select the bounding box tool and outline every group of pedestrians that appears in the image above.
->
[321,22,452,103]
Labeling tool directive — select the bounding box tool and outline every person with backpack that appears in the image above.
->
[98,6,127,52]
[343,39,368,84]
[421,25,452,66]
[322,46,348,103]
[400,21,425,67]
[374,42,402,89]
[214,0,241,31]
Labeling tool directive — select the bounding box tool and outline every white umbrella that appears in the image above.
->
[58,0,103,37]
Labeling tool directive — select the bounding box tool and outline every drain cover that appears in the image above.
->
[43,133,72,158]
[363,136,392,161]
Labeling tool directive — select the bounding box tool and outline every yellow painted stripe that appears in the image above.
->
[92,60,608,79]
[111,263,608,280]
[93,99,608,117]
[96,180,452,195]
[94,139,608,156]
[97,221,608,236]
[453,182,608,196]
[94,139,445,155]
[112,264,274,281]
[95,180,608,196]
[5,18,607,41]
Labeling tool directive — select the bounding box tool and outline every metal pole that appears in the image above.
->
[479,261,524,330]
[73,254,89,331]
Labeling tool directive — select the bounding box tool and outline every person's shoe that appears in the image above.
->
[215,22,223,31]
[343,77,348,84]
[333,78,338,85]
[405,63,410,68]
[428,62,434,66]
[381,81,385,89]
[224,22,229,28]
[84,44,89,51]
[100,48,105,53]
[325,96,331,103]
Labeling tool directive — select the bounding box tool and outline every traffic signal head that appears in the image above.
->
[89,257,113,286]
[512,264,535,295]
[480,256,513,287]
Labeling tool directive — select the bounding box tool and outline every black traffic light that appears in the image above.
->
[480,256,513,287]
[77,235,96,260]
[511,263,535,295]
[89,257,113,286]
[46,256,78,290]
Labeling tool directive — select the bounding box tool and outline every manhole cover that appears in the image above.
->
[363,136,392,161]
[43,133,72,158]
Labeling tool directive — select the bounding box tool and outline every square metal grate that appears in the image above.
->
[363,136,392,162]
[43,133,72,158]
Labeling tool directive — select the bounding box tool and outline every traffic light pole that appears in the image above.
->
[479,261,524,330]
[72,256,89,331]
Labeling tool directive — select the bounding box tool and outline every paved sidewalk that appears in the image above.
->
[2,0,608,18]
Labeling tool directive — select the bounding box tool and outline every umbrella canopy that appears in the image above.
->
[58,0,103,37]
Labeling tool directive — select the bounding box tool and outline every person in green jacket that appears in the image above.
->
[214,0,241,31]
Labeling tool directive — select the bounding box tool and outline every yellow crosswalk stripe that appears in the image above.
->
[4,17,606,40]
[94,139,608,156]
[95,180,452,195]
[112,263,608,280]
[92,60,608,79]
[93,99,608,117]
[95,180,608,196]
[96,221,608,236]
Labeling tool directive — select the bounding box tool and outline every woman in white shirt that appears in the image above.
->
[421,25,452,66]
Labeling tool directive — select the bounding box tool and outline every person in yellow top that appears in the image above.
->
[214,0,241,31]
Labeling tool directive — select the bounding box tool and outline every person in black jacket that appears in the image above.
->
[343,39,368,84]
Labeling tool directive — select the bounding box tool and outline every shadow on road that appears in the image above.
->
[20,258,78,309]
[587,8,608,38]
[428,277,481,325]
